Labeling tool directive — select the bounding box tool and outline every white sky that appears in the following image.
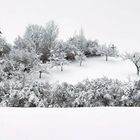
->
[0,0,140,52]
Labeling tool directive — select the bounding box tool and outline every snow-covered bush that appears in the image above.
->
[64,43,77,61]
[84,40,100,57]
[0,77,139,107]
[50,83,75,107]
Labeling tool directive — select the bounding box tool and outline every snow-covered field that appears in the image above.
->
[31,56,140,84]
[1,57,140,140]
[0,108,140,140]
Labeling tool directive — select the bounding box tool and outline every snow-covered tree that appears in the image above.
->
[10,48,38,71]
[97,44,119,61]
[64,42,77,61]
[40,21,59,63]
[67,29,87,65]
[76,51,86,66]
[49,41,67,71]
[24,24,44,53]
[124,52,140,75]
[33,62,48,79]
[68,28,87,53]
[77,28,87,51]
[0,36,11,57]
[39,66,48,79]
[85,40,100,56]
[43,21,59,48]
[14,36,27,50]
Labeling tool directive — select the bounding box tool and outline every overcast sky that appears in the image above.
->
[0,0,140,52]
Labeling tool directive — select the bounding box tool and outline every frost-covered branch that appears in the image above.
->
[124,52,140,75]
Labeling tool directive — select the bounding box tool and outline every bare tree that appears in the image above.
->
[124,52,140,75]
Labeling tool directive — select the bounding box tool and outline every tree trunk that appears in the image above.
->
[80,60,82,67]
[137,68,139,75]
[39,71,42,79]
[135,64,140,76]
[61,63,63,71]
[106,55,108,61]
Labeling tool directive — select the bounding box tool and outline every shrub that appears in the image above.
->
[0,78,139,107]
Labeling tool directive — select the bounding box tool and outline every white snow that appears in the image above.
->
[0,107,140,140]
[1,56,140,140]
[32,56,140,84]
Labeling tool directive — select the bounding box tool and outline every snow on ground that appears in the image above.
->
[0,107,140,140]
[31,56,140,84]
[1,58,140,140]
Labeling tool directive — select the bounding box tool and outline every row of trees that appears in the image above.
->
[0,20,140,80]
[0,21,119,73]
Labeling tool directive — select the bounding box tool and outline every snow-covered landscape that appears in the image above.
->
[1,0,140,139]
[1,0,140,107]
[1,28,140,107]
